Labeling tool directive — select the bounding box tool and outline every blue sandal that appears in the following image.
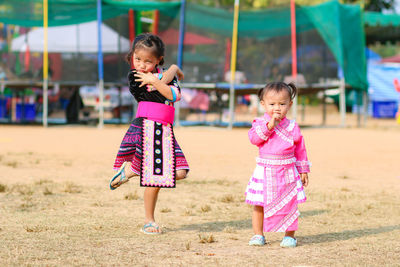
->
[141,222,162,235]
[280,236,297,248]
[109,162,128,190]
[249,235,266,246]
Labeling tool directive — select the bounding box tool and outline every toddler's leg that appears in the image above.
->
[143,187,162,233]
[249,205,266,245]
[280,231,297,247]
[285,231,295,238]
[252,205,264,235]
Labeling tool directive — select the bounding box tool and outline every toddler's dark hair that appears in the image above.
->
[258,82,298,101]
[126,33,165,66]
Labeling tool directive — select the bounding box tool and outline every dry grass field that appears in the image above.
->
[1,112,400,266]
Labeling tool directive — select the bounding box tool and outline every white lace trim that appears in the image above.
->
[274,128,293,145]
[256,157,296,166]
[255,125,268,140]
[295,160,312,167]
[287,120,295,131]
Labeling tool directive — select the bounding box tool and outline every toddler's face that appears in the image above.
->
[133,48,162,73]
[260,90,292,120]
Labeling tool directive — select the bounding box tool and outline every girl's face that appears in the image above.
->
[260,89,293,119]
[133,48,163,73]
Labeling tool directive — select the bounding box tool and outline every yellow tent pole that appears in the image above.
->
[42,0,49,127]
[228,0,239,129]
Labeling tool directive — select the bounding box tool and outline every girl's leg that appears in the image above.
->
[176,169,188,180]
[252,205,264,235]
[144,187,162,233]
[285,231,295,238]
[110,161,137,188]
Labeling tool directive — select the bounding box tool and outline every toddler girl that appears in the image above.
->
[245,82,310,247]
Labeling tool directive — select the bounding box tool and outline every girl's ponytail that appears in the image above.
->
[286,82,297,100]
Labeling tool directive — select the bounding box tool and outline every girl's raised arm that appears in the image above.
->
[248,118,273,146]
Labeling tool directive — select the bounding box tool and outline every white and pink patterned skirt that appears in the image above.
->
[245,157,306,232]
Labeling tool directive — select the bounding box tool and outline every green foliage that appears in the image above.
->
[369,43,400,58]
[343,0,395,11]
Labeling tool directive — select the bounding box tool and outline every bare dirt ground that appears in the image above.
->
[1,110,400,266]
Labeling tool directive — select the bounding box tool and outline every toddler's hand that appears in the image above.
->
[134,71,157,87]
[267,113,281,130]
[300,173,309,187]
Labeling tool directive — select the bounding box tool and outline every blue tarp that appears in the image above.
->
[368,62,400,103]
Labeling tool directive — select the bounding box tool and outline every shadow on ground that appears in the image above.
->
[299,225,400,244]
[172,209,328,232]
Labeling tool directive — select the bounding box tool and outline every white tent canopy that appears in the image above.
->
[11,21,130,53]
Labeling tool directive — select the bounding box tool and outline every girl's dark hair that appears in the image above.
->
[258,82,298,101]
[125,33,165,66]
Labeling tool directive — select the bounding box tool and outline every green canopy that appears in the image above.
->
[180,0,367,90]
[1,0,368,90]
[364,11,400,26]
[0,0,180,27]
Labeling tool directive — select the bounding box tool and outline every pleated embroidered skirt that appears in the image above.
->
[113,117,189,188]
[245,158,306,232]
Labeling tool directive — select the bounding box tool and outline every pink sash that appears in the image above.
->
[136,101,175,125]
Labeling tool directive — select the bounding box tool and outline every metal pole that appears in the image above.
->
[339,78,346,127]
[228,0,240,129]
[97,0,104,128]
[42,0,48,127]
[176,0,186,127]
[290,0,297,120]
[362,90,368,126]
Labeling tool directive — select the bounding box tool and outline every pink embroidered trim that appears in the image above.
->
[264,182,297,217]
[274,126,293,145]
[275,209,300,232]
[245,199,264,206]
[255,125,268,140]
[256,157,296,166]
[141,120,175,187]
[296,160,311,173]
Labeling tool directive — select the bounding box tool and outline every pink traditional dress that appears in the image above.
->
[245,113,310,232]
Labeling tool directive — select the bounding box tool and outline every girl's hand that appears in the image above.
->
[267,113,281,130]
[176,68,184,81]
[300,173,309,187]
[134,71,157,87]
